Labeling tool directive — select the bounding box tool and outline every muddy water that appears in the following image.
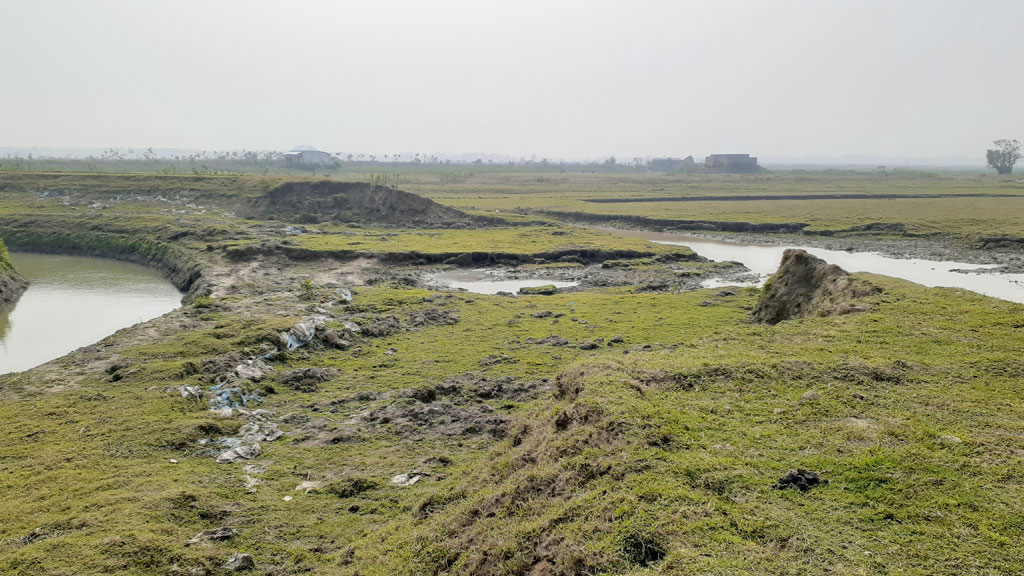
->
[0,253,182,374]
[429,269,578,295]
[610,229,1024,304]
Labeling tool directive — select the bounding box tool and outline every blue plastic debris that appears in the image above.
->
[209,384,263,411]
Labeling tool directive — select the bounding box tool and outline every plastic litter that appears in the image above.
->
[185,526,237,546]
[238,422,282,443]
[234,359,271,382]
[243,464,266,475]
[294,480,322,493]
[390,473,424,486]
[223,552,255,572]
[209,384,263,411]
[235,408,273,421]
[279,316,331,350]
[216,442,262,464]
[178,385,203,400]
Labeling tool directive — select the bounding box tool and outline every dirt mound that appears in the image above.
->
[249,181,475,227]
[750,249,880,324]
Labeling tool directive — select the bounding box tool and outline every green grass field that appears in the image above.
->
[1,170,1023,574]
[397,171,1024,239]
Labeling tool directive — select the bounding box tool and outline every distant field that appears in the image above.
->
[394,171,1024,239]
[3,169,1024,241]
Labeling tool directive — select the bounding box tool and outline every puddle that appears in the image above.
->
[428,269,578,295]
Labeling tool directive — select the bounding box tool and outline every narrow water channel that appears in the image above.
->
[0,253,182,374]
[609,228,1024,305]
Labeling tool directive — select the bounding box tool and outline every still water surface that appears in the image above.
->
[609,229,1024,304]
[429,269,578,295]
[0,253,182,374]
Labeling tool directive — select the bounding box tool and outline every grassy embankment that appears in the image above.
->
[0,172,703,268]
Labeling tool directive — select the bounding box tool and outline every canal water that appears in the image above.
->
[0,253,182,374]
[608,229,1024,304]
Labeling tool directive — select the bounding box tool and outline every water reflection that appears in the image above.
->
[0,253,182,374]
[607,228,1024,304]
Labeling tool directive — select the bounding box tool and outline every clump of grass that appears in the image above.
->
[616,512,668,567]
[324,477,379,498]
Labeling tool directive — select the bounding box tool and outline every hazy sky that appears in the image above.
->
[3,0,1022,160]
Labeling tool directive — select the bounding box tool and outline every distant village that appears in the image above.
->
[0,146,762,174]
[281,145,760,173]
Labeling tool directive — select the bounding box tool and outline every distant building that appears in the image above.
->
[284,145,340,168]
[704,154,758,171]
[648,156,696,172]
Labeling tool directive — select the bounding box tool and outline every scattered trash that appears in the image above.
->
[390,472,426,486]
[185,526,237,547]
[243,464,266,475]
[282,495,293,502]
[234,359,271,382]
[169,459,178,464]
[223,552,255,572]
[280,316,329,350]
[244,475,261,492]
[294,480,323,493]
[773,469,828,491]
[237,422,282,443]
[178,385,203,400]
[338,289,353,303]
[236,408,273,422]
[209,384,263,411]
[216,443,262,464]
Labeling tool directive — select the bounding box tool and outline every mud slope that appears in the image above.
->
[250,181,478,227]
[0,239,27,304]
